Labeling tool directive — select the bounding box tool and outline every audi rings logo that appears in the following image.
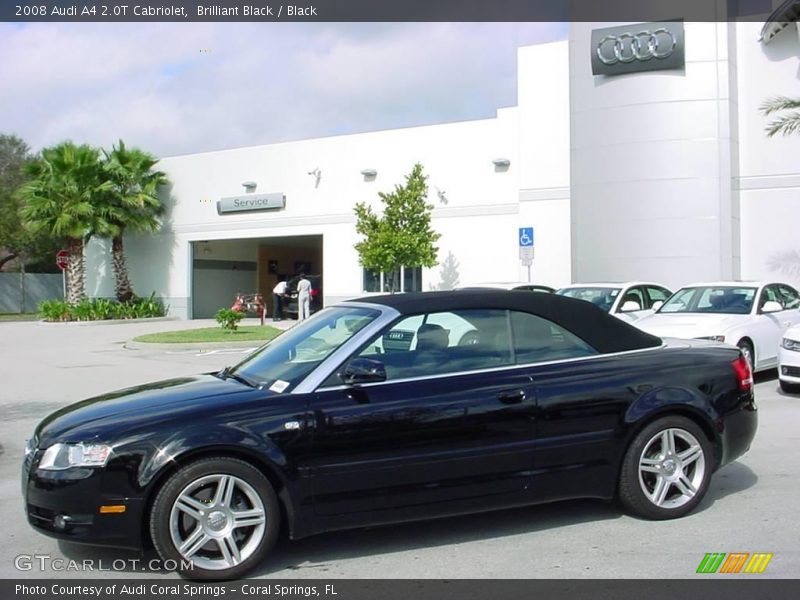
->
[596,29,676,65]
[590,22,684,76]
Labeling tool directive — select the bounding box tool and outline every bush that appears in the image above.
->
[38,293,167,322]
[39,300,71,322]
[215,308,245,331]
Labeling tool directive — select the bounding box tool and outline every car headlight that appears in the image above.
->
[696,335,726,343]
[783,338,800,352]
[38,443,112,470]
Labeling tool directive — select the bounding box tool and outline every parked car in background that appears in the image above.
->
[779,323,800,393]
[23,290,757,580]
[555,282,673,323]
[637,281,800,372]
[283,274,322,317]
[458,281,556,293]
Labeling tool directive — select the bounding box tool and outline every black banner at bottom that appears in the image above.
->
[4,579,800,600]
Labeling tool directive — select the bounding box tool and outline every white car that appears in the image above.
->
[637,281,800,372]
[555,282,673,323]
[779,323,800,393]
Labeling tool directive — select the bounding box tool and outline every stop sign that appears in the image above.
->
[56,250,69,271]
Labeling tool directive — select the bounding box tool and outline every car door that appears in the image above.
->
[508,310,644,499]
[307,309,537,516]
[751,284,793,369]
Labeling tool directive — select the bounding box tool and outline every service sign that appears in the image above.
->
[217,193,286,214]
[591,21,685,76]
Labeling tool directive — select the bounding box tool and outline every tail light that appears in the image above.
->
[732,355,753,392]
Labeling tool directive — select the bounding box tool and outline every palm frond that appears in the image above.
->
[765,111,800,137]
[759,96,800,115]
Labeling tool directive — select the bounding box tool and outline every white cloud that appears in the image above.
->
[0,22,566,157]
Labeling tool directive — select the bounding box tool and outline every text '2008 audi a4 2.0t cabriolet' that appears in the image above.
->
[23,291,757,579]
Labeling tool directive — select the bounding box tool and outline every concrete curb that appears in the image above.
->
[37,316,179,327]
[124,339,265,352]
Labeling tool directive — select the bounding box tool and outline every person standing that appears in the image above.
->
[297,272,311,321]
[272,276,287,321]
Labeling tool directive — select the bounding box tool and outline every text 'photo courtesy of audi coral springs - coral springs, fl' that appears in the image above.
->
[22,290,758,579]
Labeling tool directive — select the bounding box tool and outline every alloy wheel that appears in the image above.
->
[637,427,706,510]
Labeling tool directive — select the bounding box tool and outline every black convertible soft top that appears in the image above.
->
[347,289,662,354]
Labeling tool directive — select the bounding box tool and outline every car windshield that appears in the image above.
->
[658,286,756,315]
[556,287,620,312]
[231,306,379,392]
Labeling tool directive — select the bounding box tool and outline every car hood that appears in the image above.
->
[637,313,747,339]
[35,374,264,445]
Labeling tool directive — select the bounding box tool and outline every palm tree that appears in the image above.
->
[18,142,111,304]
[102,140,168,302]
[760,96,800,137]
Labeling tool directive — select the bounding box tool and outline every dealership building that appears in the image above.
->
[86,19,800,319]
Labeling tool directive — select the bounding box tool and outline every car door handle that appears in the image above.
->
[497,390,526,404]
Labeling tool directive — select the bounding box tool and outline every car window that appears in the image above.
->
[510,311,598,363]
[645,286,671,307]
[233,306,378,392]
[556,287,620,312]
[659,287,756,314]
[618,286,645,311]
[349,309,513,381]
[759,285,783,310]
[778,285,800,309]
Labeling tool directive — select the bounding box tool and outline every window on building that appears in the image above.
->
[362,266,422,293]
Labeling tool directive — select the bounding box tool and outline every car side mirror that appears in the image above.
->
[651,300,664,311]
[342,358,386,385]
[620,300,642,312]
[761,301,783,314]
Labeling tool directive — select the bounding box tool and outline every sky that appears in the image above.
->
[0,22,566,158]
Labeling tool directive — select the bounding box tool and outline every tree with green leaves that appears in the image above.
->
[760,96,800,137]
[102,140,168,302]
[0,134,60,271]
[18,142,112,303]
[354,163,440,292]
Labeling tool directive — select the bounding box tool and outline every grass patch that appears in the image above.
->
[0,313,39,322]
[134,326,283,344]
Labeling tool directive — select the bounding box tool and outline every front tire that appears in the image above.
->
[619,416,713,520]
[150,457,279,580]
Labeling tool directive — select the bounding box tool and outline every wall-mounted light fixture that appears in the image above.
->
[492,158,511,170]
[360,168,377,177]
[307,168,321,188]
[241,181,257,193]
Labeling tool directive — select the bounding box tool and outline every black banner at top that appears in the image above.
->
[0,0,788,22]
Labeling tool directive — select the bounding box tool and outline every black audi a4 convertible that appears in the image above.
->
[23,290,757,579]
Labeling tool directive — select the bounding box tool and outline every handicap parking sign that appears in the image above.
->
[519,227,534,247]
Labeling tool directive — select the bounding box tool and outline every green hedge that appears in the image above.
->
[39,293,166,322]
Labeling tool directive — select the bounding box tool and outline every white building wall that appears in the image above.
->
[516,42,572,288]
[119,103,564,317]
[568,22,741,289]
[735,21,800,289]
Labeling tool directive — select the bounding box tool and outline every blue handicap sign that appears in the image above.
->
[519,227,534,247]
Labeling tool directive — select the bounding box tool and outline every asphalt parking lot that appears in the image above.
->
[1,318,798,579]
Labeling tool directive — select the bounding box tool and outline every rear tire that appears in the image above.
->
[619,416,713,520]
